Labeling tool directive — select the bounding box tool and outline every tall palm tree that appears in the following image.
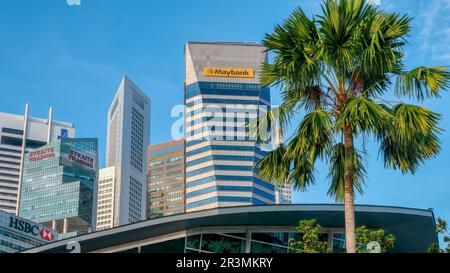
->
[254,0,450,253]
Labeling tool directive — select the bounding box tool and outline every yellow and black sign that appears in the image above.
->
[203,67,255,78]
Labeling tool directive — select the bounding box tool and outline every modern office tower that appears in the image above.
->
[184,42,276,212]
[275,183,292,204]
[106,76,151,226]
[18,138,98,237]
[147,140,185,219]
[0,106,75,214]
[96,166,117,231]
[0,210,58,253]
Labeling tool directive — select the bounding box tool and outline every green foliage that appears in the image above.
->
[379,104,442,174]
[396,66,450,101]
[289,219,329,253]
[429,218,450,253]
[336,97,391,134]
[327,143,366,202]
[256,0,450,204]
[355,226,396,253]
[257,0,450,253]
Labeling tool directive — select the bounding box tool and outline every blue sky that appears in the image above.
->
[0,0,449,224]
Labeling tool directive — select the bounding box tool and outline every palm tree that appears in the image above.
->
[254,0,450,253]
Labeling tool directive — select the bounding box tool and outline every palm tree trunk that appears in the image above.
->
[343,125,356,253]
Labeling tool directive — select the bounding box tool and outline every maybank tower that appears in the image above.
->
[184,42,275,212]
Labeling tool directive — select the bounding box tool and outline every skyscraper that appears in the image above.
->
[106,76,151,226]
[18,138,98,236]
[96,166,117,231]
[147,140,185,219]
[275,183,292,204]
[0,107,75,214]
[184,42,275,212]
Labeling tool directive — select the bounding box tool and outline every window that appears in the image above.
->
[1,128,23,135]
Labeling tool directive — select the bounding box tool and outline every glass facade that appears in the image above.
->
[111,230,337,253]
[147,140,185,219]
[184,42,276,212]
[184,81,275,211]
[18,138,98,235]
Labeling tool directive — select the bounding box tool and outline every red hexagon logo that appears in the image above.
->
[40,229,55,241]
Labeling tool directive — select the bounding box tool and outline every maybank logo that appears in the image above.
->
[204,67,254,78]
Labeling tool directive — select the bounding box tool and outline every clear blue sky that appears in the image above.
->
[0,0,449,223]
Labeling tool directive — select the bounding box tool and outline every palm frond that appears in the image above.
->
[318,0,372,74]
[289,109,333,158]
[281,84,325,112]
[248,104,295,143]
[379,103,442,174]
[261,7,321,89]
[284,109,334,190]
[336,97,391,134]
[256,144,291,185]
[395,66,450,100]
[327,143,366,202]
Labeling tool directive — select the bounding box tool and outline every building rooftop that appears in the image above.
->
[187,41,264,47]
[22,204,438,253]
[0,111,74,128]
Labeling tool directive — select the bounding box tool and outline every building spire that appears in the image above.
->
[16,103,29,215]
[47,107,53,144]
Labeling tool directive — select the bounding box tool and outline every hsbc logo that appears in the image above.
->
[40,229,55,241]
[9,217,55,242]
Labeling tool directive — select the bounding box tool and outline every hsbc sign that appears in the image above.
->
[9,217,56,242]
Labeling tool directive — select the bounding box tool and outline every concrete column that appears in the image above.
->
[52,220,57,230]
[328,231,334,253]
[244,230,252,253]
[15,103,29,216]
[63,218,68,234]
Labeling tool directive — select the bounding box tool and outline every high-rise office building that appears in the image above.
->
[18,138,98,236]
[96,166,117,231]
[147,140,185,219]
[106,76,151,226]
[0,107,75,214]
[275,183,292,204]
[184,42,275,212]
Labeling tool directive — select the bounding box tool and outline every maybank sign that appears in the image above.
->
[204,67,255,78]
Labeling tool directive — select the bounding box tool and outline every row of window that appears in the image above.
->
[186,144,266,157]
[186,186,274,201]
[186,106,260,117]
[186,155,259,168]
[149,155,183,167]
[186,196,269,209]
[186,165,254,178]
[149,145,184,158]
[186,175,275,191]
[185,82,270,102]
[187,116,252,129]
[186,98,269,108]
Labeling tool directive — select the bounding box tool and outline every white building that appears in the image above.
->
[184,42,276,212]
[96,166,117,231]
[106,76,151,226]
[0,107,75,214]
[275,183,292,204]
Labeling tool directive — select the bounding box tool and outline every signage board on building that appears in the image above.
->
[68,149,94,169]
[9,216,56,241]
[203,67,255,78]
[29,147,55,162]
